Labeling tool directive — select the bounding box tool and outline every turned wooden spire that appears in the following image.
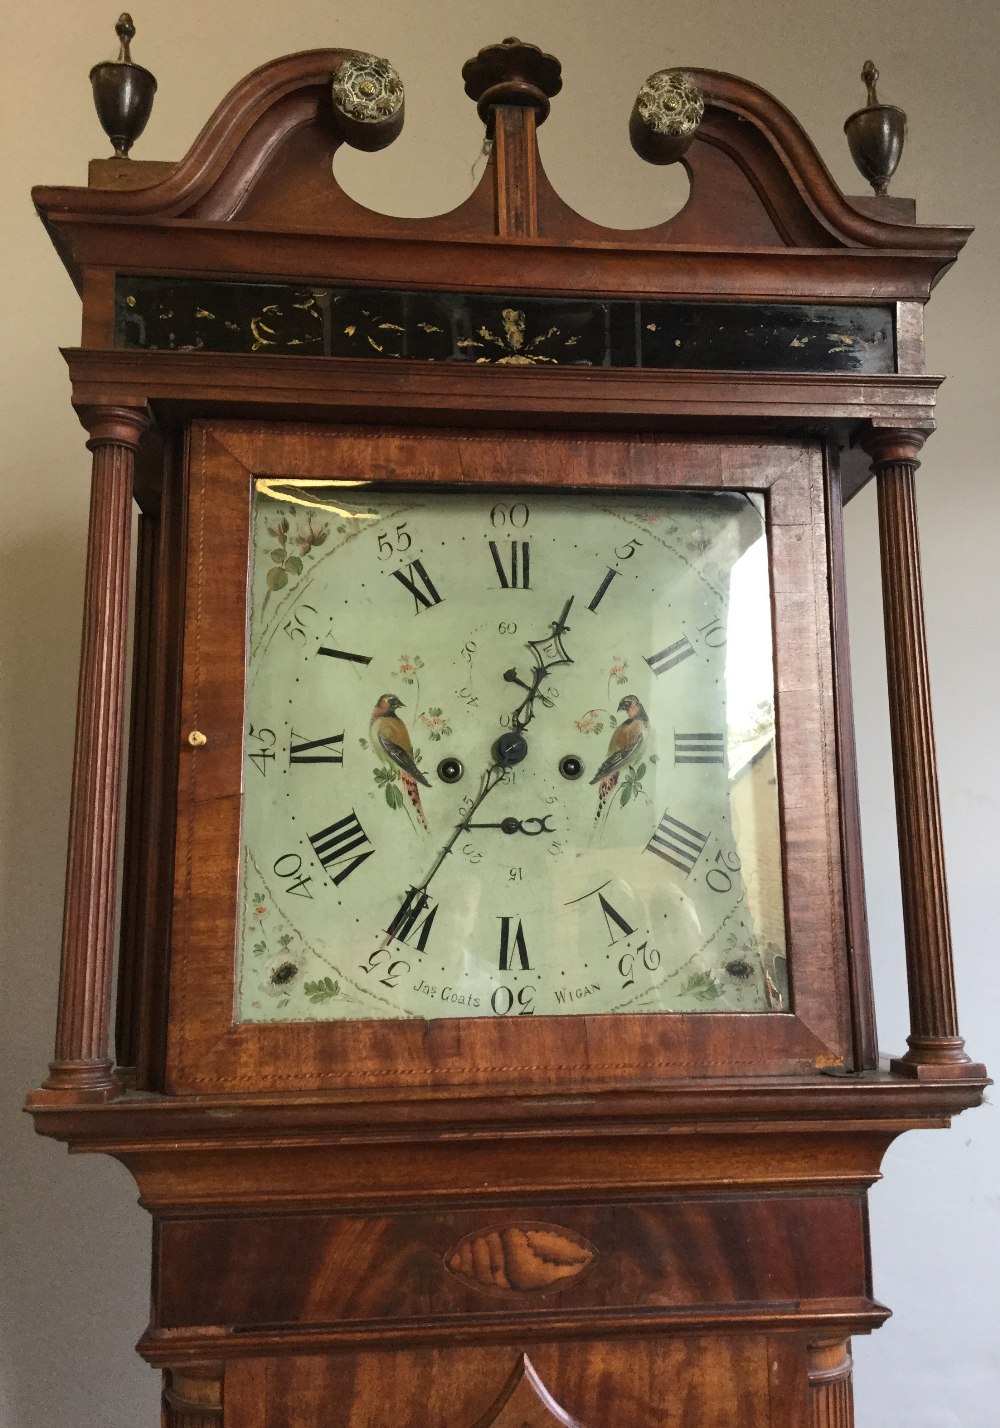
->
[462,37,562,237]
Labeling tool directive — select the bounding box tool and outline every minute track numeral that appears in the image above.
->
[492,985,535,1016]
[272,852,314,899]
[646,811,709,876]
[674,731,725,765]
[392,559,444,614]
[488,540,531,590]
[247,724,276,775]
[698,617,726,648]
[289,731,344,765]
[308,811,375,885]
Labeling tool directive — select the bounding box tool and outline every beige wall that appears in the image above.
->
[2,3,997,1424]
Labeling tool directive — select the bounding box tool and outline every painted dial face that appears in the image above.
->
[237,484,787,1024]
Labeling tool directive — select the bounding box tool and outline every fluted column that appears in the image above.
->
[31,405,150,1103]
[864,428,983,1079]
[163,1364,224,1426]
[808,1340,854,1428]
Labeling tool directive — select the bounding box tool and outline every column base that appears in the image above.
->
[890,1036,988,1081]
[27,1058,123,1105]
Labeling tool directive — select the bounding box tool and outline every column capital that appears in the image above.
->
[860,426,927,467]
[76,402,151,451]
[163,1362,224,1424]
[808,1339,855,1428]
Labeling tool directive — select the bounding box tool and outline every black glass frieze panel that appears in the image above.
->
[116,277,895,374]
[640,301,894,372]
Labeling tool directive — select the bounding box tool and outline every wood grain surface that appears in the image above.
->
[222,1338,808,1428]
[153,1195,868,1334]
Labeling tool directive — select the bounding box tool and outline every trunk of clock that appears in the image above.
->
[134,1126,883,1428]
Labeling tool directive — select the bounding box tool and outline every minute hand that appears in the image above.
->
[411,761,505,897]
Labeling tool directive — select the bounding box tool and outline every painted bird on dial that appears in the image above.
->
[370,693,430,831]
[591,694,649,825]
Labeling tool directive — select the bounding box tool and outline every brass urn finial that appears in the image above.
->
[844,59,906,196]
[89,12,157,159]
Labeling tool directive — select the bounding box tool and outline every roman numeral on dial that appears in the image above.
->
[674,731,725,765]
[567,883,636,946]
[289,731,344,764]
[386,887,439,951]
[488,540,531,589]
[644,636,695,676]
[316,644,372,665]
[646,811,709,876]
[498,916,530,971]
[587,567,620,612]
[392,559,444,613]
[595,892,636,945]
[645,617,726,676]
[308,811,375,885]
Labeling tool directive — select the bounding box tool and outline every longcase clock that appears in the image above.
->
[27,30,987,1428]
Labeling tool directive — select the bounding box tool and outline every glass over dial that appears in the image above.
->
[237,484,787,1023]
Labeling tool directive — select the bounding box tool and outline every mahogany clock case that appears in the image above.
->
[23,32,989,1428]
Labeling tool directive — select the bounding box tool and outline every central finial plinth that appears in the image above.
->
[462,37,562,126]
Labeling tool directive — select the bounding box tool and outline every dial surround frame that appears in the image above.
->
[168,420,851,1094]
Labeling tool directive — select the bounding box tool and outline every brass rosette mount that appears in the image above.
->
[330,53,405,152]
[630,68,705,165]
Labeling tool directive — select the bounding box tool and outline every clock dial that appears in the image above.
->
[237,484,787,1023]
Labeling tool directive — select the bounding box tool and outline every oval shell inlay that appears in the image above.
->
[444,1222,598,1295]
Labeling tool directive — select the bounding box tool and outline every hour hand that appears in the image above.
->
[529,595,575,670]
[503,597,575,730]
[503,666,554,708]
[504,596,575,689]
